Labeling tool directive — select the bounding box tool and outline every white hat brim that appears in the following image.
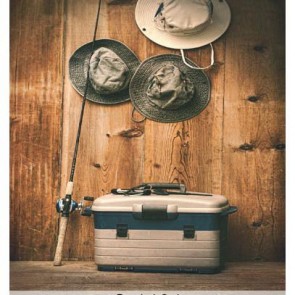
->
[135,0,231,49]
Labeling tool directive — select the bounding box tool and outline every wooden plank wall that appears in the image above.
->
[10,0,64,260]
[223,0,285,261]
[10,0,285,261]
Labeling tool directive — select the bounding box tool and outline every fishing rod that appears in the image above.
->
[53,0,102,266]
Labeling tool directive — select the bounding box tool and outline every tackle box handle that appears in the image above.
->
[132,204,178,220]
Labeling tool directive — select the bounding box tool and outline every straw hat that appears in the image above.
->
[129,54,210,123]
[135,0,231,50]
[69,39,140,104]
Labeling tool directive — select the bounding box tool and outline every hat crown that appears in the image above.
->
[154,0,213,35]
[89,47,130,94]
[147,64,195,110]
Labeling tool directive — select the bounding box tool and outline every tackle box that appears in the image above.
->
[91,183,237,273]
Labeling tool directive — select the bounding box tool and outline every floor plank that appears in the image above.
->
[10,261,285,291]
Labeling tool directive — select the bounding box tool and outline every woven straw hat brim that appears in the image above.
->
[135,0,231,50]
[69,39,140,104]
[129,54,210,123]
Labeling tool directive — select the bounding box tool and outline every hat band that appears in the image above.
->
[154,2,164,17]
[180,43,215,70]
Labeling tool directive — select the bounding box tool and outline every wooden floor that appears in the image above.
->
[10,261,285,291]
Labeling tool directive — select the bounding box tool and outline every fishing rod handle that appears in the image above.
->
[66,181,74,195]
[53,216,68,266]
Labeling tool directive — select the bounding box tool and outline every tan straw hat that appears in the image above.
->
[135,0,231,50]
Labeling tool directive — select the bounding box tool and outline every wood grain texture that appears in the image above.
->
[10,261,285,290]
[222,0,285,261]
[143,38,225,194]
[10,0,285,262]
[10,0,64,260]
[60,0,144,260]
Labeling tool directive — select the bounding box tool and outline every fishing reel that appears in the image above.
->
[56,196,94,217]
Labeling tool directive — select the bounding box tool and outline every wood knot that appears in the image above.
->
[93,163,101,168]
[252,221,262,228]
[247,95,260,103]
[10,116,20,125]
[118,128,143,138]
[253,45,267,53]
[153,163,161,168]
[239,143,255,151]
[274,143,285,151]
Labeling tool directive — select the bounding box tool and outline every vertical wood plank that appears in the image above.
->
[223,0,285,261]
[10,0,64,260]
[144,38,225,194]
[10,0,285,262]
[61,0,144,260]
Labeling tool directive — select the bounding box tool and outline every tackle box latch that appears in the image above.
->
[116,224,128,238]
[183,225,195,239]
